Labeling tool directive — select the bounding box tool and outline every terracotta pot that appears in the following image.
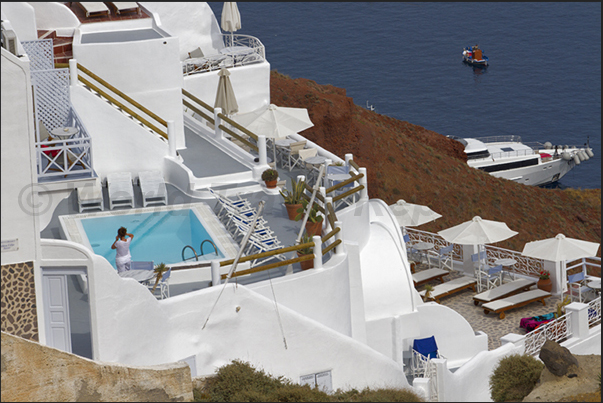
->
[297,251,314,270]
[305,220,323,237]
[537,278,553,292]
[285,203,302,220]
[265,179,277,189]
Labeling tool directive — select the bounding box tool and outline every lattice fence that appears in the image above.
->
[21,39,54,71]
[31,68,71,142]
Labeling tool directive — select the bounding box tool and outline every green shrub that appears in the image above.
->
[489,354,544,402]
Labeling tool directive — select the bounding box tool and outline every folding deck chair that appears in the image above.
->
[107,172,134,209]
[147,267,171,299]
[411,336,443,378]
[427,244,454,271]
[138,170,168,207]
[567,272,592,303]
[418,276,477,303]
[412,268,450,287]
[109,2,140,15]
[477,265,504,292]
[482,289,551,319]
[282,140,307,171]
[78,2,110,17]
[472,278,537,306]
[77,178,104,213]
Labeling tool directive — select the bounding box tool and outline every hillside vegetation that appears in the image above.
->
[270,70,601,266]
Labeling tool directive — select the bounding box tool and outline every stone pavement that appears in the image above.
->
[413,263,558,350]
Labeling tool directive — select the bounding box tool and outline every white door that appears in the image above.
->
[42,274,72,353]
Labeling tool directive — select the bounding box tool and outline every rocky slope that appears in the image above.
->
[270,71,601,268]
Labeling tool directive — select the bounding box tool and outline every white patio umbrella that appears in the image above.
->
[521,233,600,294]
[214,67,238,116]
[221,2,241,47]
[438,216,518,277]
[389,199,442,229]
[233,104,314,164]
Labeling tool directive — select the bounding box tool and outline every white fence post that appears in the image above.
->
[565,302,589,340]
[334,220,344,255]
[313,235,323,270]
[69,59,78,86]
[214,107,223,139]
[211,260,221,286]
[258,134,267,166]
[359,167,368,200]
[167,120,176,157]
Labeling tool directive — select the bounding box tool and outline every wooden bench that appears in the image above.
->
[413,268,449,287]
[482,289,551,319]
[473,278,537,306]
[419,277,477,303]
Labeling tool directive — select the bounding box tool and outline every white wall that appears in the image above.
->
[70,84,169,180]
[73,22,185,149]
[1,48,40,266]
[2,2,37,41]
[27,2,79,35]
[183,61,271,115]
[140,2,225,60]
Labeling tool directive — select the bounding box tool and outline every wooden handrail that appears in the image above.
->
[77,63,168,127]
[325,173,364,194]
[301,193,326,214]
[183,99,215,124]
[349,160,361,171]
[322,239,341,256]
[218,113,259,142]
[182,89,214,113]
[219,124,259,152]
[221,254,314,280]
[333,185,364,202]
[321,226,340,243]
[78,75,168,139]
[219,242,314,267]
[326,202,337,229]
[303,183,326,203]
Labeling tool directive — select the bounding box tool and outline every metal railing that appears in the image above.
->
[588,298,601,328]
[183,34,265,76]
[524,313,572,356]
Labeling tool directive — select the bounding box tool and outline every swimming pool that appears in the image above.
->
[60,203,238,270]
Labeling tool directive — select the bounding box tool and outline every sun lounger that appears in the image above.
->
[412,268,450,287]
[77,178,104,213]
[109,2,140,15]
[419,277,477,303]
[78,2,110,18]
[107,172,134,209]
[482,289,551,319]
[472,278,537,306]
[138,170,168,207]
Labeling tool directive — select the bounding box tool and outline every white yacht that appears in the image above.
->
[1,3,600,402]
[449,135,595,186]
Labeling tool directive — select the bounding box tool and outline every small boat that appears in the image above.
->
[462,45,488,67]
[447,135,594,186]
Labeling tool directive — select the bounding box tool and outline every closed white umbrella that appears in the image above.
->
[389,199,442,228]
[214,67,238,116]
[221,2,241,47]
[233,104,314,163]
[521,233,600,294]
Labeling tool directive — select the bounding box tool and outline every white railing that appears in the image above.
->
[566,256,601,276]
[406,228,462,261]
[411,350,439,401]
[524,313,572,356]
[183,34,265,76]
[588,298,601,328]
[484,244,544,278]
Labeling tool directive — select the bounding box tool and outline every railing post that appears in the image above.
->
[258,134,267,165]
[167,120,176,157]
[359,167,368,200]
[211,260,221,286]
[69,58,78,87]
[345,153,353,166]
[323,158,332,187]
[313,235,323,270]
[334,220,344,255]
[214,107,223,139]
[565,302,589,340]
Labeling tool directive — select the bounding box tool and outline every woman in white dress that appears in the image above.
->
[111,226,134,272]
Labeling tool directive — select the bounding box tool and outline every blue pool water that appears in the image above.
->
[81,209,224,269]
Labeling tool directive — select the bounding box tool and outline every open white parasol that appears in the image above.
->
[389,199,442,228]
[521,233,600,293]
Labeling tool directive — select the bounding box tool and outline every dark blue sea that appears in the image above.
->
[209,2,601,189]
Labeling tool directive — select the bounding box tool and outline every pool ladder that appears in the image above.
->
[182,239,218,262]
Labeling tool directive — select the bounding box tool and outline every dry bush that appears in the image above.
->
[489,354,544,402]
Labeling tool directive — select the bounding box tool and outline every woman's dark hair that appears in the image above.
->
[117,227,127,238]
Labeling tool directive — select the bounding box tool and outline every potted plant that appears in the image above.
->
[261,168,278,189]
[423,284,434,301]
[537,270,552,292]
[279,178,305,220]
[296,233,314,270]
[152,262,168,293]
[295,199,324,237]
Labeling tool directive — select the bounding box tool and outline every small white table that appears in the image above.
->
[412,241,435,264]
[494,258,518,281]
[51,126,79,139]
[119,269,156,284]
[304,155,327,166]
[587,279,601,296]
